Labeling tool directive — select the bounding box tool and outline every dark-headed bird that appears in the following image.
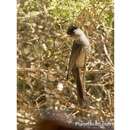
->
[67,25,91,105]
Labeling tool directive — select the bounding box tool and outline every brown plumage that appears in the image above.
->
[67,40,86,105]
[67,25,90,105]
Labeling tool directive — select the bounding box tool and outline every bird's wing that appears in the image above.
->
[67,40,83,79]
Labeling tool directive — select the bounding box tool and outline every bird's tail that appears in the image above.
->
[73,67,84,105]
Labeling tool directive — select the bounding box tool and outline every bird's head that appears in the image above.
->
[67,25,84,38]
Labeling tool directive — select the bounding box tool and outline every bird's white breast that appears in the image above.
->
[80,33,91,53]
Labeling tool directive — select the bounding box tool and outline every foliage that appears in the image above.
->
[17,0,114,129]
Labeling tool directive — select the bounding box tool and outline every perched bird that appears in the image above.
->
[67,25,91,105]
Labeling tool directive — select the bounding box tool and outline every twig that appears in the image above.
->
[103,43,114,67]
[17,67,47,73]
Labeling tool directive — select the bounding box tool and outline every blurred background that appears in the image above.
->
[17,0,114,129]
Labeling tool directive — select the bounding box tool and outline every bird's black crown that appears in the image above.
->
[67,25,78,36]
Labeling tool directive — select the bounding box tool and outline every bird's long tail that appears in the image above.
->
[73,67,84,105]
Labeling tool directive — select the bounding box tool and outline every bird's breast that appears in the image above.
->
[76,48,87,68]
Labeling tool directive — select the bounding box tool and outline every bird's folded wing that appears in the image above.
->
[67,40,84,75]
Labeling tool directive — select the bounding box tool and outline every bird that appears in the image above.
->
[67,25,91,105]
